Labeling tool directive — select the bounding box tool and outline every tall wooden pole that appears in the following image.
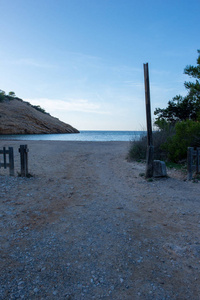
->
[144,63,154,178]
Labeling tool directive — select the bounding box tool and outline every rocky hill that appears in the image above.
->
[0,97,79,135]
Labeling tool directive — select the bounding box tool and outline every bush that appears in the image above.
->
[128,135,147,160]
[8,91,16,97]
[0,90,16,101]
[0,90,6,102]
[163,120,200,162]
[128,125,175,161]
[32,105,47,114]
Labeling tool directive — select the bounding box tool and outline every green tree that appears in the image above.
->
[154,50,200,126]
[8,91,16,97]
[0,89,6,102]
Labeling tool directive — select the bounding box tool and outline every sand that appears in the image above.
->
[0,140,200,299]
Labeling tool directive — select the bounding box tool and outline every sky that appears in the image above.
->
[0,0,199,130]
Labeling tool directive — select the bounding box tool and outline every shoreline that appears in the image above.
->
[0,130,145,142]
[0,140,131,144]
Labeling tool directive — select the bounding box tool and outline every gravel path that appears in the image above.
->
[0,141,200,299]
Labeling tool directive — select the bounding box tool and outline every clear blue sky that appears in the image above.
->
[0,0,199,130]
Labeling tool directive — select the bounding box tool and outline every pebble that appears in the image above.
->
[53,290,58,295]
[33,288,39,293]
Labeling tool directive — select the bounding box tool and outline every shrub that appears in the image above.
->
[128,135,147,160]
[128,125,175,161]
[0,90,6,102]
[8,91,16,97]
[32,105,47,114]
[163,120,200,162]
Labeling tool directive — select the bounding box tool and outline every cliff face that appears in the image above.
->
[0,97,79,135]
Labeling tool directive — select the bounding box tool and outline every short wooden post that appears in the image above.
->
[196,147,200,174]
[9,147,14,176]
[0,147,14,176]
[187,147,193,180]
[19,145,29,177]
[144,63,154,178]
[3,147,6,169]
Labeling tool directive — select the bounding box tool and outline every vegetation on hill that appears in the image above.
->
[0,90,6,102]
[0,90,79,134]
[0,89,47,114]
[129,49,200,163]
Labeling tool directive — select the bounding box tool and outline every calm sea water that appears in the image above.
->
[0,131,146,142]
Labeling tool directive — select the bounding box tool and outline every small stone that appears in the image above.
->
[18,267,24,272]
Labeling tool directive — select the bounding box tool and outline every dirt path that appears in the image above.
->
[0,141,200,299]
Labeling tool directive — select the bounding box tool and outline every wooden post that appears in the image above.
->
[0,147,14,176]
[196,147,200,174]
[3,147,6,169]
[144,63,154,178]
[9,147,14,176]
[187,147,193,180]
[19,145,29,177]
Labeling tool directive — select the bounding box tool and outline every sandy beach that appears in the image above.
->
[1,140,200,299]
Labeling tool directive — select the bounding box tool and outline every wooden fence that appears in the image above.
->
[187,147,200,180]
[0,144,29,177]
[0,147,14,176]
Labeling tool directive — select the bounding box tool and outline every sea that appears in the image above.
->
[0,131,146,142]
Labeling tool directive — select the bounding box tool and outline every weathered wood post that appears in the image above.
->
[0,147,14,176]
[187,147,193,180]
[8,147,14,176]
[3,147,6,169]
[196,147,200,174]
[19,145,29,177]
[144,63,154,178]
